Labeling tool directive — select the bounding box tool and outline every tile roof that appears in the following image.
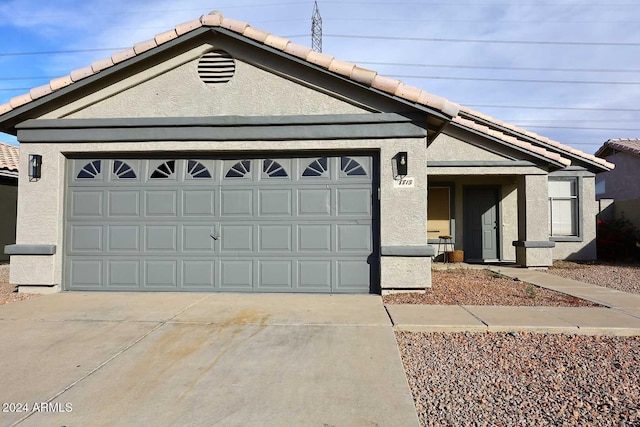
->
[595,138,640,158]
[0,11,613,170]
[0,142,19,172]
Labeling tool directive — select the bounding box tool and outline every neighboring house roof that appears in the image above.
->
[0,11,613,171]
[0,142,19,180]
[595,138,640,158]
[0,142,19,176]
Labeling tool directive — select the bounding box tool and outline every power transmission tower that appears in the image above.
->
[311,1,322,52]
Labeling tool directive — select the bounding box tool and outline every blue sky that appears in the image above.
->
[1,0,640,154]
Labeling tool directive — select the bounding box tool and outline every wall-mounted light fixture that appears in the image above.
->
[29,154,42,180]
[393,151,408,178]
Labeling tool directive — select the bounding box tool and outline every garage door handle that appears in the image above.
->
[210,234,220,241]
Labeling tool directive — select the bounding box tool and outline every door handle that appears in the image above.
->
[210,234,220,241]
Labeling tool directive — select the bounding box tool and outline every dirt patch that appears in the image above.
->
[548,261,640,295]
[383,268,597,306]
[0,263,40,305]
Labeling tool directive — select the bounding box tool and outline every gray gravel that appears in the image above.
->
[548,261,640,295]
[397,331,640,426]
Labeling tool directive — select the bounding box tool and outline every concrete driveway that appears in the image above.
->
[0,293,419,426]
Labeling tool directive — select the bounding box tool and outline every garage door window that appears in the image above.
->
[341,157,366,176]
[225,160,251,178]
[113,161,136,179]
[77,160,102,179]
[262,159,288,178]
[150,160,176,179]
[303,157,328,177]
[187,160,212,178]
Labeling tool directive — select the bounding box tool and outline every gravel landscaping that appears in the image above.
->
[397,331,640,426]
[0,262,39,305]
[383,268,597,307]
[548,261,640,295]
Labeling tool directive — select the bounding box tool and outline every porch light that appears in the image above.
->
[394,151,408,177]
[29,154,42,180]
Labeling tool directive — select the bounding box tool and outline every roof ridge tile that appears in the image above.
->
[242,26,270,43]
[219,17,249,33]
[133,39,158,55]
[175,19,203,36]
[263,34,290,51]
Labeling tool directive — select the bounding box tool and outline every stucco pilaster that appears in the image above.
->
[515,174,553,267]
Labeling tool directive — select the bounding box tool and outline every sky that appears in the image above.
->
[1,0,640,154]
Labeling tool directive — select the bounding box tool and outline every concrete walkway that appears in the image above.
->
[0,293,419,427]
[387,266,640,336]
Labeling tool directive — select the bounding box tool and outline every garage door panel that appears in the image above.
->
[258,260,293,288]
[221,189,253,216]
[145,226,178,252]
[70,190,103,218]
[66,156,376,293]
[298,260,331,289]
[220,225,254,252]
[259,225,292,252]
[259,189,292,216]
[183,190,216,216]
[220,260,254,289]
[69,225,103,252]
[145,191,177,217]
[337,224,372,252]
[107,260,140,288]
[68,259,103,289]
[298,224,331,252]
[183,225,215,251]
[298,189,331,215]
[144,260,178,288]
[108,190,140,217]
[182,260,216,288]
[336,260,370,291]
[108,225,140,252]
[337,188,371,215]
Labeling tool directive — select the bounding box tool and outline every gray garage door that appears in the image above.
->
[64,155,376,293]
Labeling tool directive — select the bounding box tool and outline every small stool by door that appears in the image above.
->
[437,235,454,263]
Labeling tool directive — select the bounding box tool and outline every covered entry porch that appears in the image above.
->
[427,169,554,267]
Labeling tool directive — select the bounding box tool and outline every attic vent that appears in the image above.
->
[198,50,235,85]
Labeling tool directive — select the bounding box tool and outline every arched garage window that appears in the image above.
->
[77,160,101,179]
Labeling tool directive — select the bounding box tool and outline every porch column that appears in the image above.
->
[514,174,554,267]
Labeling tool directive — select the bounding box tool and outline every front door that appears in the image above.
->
[463,187,499,262]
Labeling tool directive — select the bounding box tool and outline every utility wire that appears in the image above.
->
[2,32,640,58]
[389,74,640,85]
[322,1,638,6]
[355,61,640,74]
[324,34,640,47]
[0,47,127,57]
[465,104,640,112]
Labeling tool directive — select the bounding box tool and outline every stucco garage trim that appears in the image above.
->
[512,241,556,248]
[380,246,435,256]
[5,244,56,255]
[17,114,428,143]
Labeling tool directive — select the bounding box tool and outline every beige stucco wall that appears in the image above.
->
[0,181,18,262]
[45,45,368,120]
[12,137,429,291]
[428,133,511,162]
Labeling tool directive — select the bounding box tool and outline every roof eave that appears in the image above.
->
[448,121,567,169]
[0,169,18,179]
[460,111,612,173]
